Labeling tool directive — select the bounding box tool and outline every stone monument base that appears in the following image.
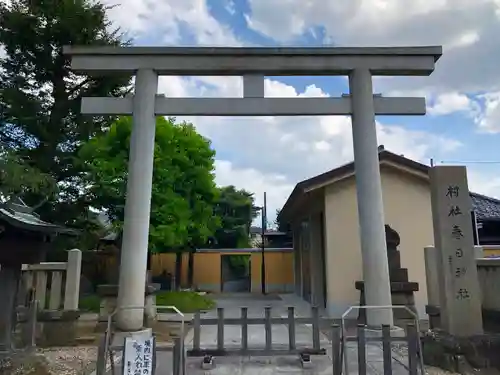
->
[97,284,158,324]
[422,329,500,372]
[424,305,500,372]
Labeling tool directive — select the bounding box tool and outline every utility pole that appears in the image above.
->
[261,192,267,294]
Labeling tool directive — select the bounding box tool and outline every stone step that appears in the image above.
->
[75,336,98,345]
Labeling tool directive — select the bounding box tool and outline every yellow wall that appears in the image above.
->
[250,252,294,293]
[193,253,221,291]
[484,246,500,257]
[324,165,433,318]
[149,250,294,293]
[150,253,176,275]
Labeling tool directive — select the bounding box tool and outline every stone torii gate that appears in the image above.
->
[64,46,442,331]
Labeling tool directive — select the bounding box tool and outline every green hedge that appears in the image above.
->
[79,291,215,314]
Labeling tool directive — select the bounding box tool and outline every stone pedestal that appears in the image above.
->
[356,280,419,326]
[35,310,81,347]
[97,284,158,326]
[356,225,419,326]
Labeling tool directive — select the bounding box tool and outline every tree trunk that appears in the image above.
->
[174,252,182,290]
[187,249,195,288]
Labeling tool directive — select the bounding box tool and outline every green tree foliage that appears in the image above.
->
[79,116,221,252]
[0,148,56,199]
[274,208,288,232]
[0,0,131,227]
[273,208,293,248]
[212,186,259,248]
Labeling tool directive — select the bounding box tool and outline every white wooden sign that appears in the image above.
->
[122,334,155,375]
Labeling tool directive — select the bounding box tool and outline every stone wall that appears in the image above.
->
[425,246,500,328]
[424,246,500,371]
[477,258,500,311]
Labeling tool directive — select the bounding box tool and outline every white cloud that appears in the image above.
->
[428,92,474,116]
[225,0,236,15]
[154,74,463,214]
[466,168,500,199]
[245,0,494,46]
[0,45,5,59]
[100,1,500,137]
[215,160,293,224]
[447,30,480,49]
[386,89,480,118]
[101,0,241,45]
[73,0,500,213]
[474,92,500,133]
[245,0,500,94]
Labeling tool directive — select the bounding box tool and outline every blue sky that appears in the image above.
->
[98,0,500,223]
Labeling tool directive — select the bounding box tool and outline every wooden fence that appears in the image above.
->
[21,249,82,311]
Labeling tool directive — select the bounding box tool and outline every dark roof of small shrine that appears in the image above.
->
[101,231,120,242]
[0,198,77,234]
[470,193,500,220]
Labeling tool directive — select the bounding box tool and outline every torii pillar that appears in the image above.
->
[64,46,442,330]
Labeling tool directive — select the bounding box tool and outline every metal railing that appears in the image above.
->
[189,305,329,357]
[338,305,425,375]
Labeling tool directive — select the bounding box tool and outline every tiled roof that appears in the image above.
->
[470,192,500,220]
[0,199,77,234]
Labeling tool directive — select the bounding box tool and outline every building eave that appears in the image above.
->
[279,150,500,223]
[279,150,430,223]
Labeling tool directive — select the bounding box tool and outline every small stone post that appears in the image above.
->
[474,246,484,259]
[64,249,82,311]
[424,246,440,308]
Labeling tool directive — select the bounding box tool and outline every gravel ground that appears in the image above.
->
[425,367,462,375]
[392,343,477,375]
[36,347,99,375]
[33,346,487,375]
[1,342,477,375]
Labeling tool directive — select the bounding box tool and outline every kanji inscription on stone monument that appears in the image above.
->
[430,166,483,336]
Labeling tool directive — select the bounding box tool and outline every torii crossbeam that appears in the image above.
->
[64,46,442,331]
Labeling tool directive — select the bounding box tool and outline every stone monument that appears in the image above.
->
[355,224,419,326]
[420,166,493,373]
[429,166,483,335]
